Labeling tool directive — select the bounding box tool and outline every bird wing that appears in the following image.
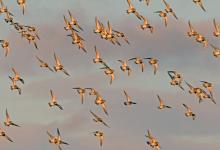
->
[124,90,131,102]
[47,131,54,139]
[54,52,61,66]
[213,19,219,31]
[6,109,10,122]
[12,68,18,76]
[90,110,99,119]
[95,46,100,59]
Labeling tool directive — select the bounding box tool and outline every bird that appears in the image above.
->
[0,127,13,142]
[4,11,13,24]
[144,57,158,75]
[63,15,78,32]
[24,33,39,49]
[35,56,54,72]
[118,59,132,76]
[10,68,24,84]
[89,110,110,128]
[95,95,108,115]
[47,128,69,150]
[17,0,26,15]
[210,44,220,57]
[140,15,154,33]
[200,81,216,104]
[145,130,160,149]
[105,21,121,46]
[24,25,40,40]
[0,40,10,57]
[48,90,63,110]
[112,30,130,44]
[185,81,197,94]
[53,52,70,76]
[72,87,86,104]
[182,104,196,120]
[195,33,208,47]
[185,81,211,103]
[123,90,137,106]
[85,88,99,96]
[167,71,184,91]
[67,29,87,53]
[162,0,178,20]
[0,0,13,15]
[154,11,168,27]
[213,19,220,37]
[100,62,115,85]
[94,17,104,34]
[9,76,21,95]
[4,109,20,127]
[193,0,206,12]
[187,21,198,37]
[129,57,145,72]
[93,131,104,147]
[93,46,103,63]
[139,0,151,6]
[156,95,172,109]
[126,0,142,20]
[68,10,83,31]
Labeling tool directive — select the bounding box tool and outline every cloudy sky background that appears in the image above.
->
[0,0,220,149]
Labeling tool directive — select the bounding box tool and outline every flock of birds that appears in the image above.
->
[0,0,219,150]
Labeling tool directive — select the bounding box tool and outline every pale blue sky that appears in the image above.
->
[0,0,220,150]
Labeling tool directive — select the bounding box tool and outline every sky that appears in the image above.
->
[0,0,220,149]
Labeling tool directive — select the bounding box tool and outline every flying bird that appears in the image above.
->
[210,44,220,57]
[35,56,54,72]
[90,110,110,128]
[154,11,168,27]
[145,130,160,149]
[17,0,26,15]
[140,15,154,33]
[183,104,196,120]
[48,90,63,110]
[167,71,184,91]
[144,57,158,75]
[100,63,115,85]
[129,57,145,72]
[93,131,104,147]
[9,76,21,95]
[53,52,70,76]
[112,30,130,44]
[200,81,216,104]
[95,95,108,115]
[187,21,198,37]
[72,87,86,104]
[156,95,172,109]
[68,10,83,31]
[193,0,206,12]
[118,59,132,76]
[0,40,10,57]
[126,0,142,20]
[195,33,208,47]
[139,0,151,6]
[4,109,20,127]
[213,19,220,37]
[93,46,103,63]
[123,90,137,106]
[85,88,99,96]
[94,17,104,34]
[47,128,69,150]
[10,68,24,84]
[162,0,178,20]
[0,127,13,142]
